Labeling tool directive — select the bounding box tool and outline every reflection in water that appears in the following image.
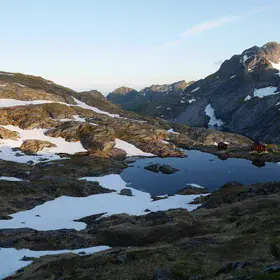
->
[120,150,280,196]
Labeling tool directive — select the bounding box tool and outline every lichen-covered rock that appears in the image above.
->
[0,127,19,140]
[119,188,133,196]
[20,140,57,154]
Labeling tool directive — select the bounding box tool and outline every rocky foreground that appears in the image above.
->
[2,179,280,279]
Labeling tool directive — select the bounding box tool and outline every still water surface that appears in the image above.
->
[120,150,280,195]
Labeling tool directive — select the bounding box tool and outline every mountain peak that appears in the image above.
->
[112,86,137,95]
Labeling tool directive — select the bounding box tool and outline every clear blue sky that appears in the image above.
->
[1,0,279,93]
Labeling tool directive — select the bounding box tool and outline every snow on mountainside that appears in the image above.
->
[173,41,280,143]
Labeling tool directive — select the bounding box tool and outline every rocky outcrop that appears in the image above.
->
[177,185,208,195]
[0,127,19,140]
[20,140,57,154]
[173,42,280,143]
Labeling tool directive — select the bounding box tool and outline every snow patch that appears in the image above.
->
[0,125,86,164]
[160,140,169,144]
[244,95,251,101]
[230,75,236,79]
[0,174,205,231]
[114,138,155,157]
[0,98,121,119]
[73,115,86,122]
[253,87,279,99]
[191,87,200,93]
[205,104,224,127]
[0,246,110,280]
[0,99,54,108]
[0,177,24,182]
[167,128,179,135]
[188,98,196,104]
[13,82,26,88]
[72,97,120,118]
[187,183,205,188]
[271,60,280,75]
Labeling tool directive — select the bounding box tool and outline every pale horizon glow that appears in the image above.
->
[0,0,279,94]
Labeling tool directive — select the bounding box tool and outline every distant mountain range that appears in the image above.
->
[107,42,280,143]
[107,80,194,116]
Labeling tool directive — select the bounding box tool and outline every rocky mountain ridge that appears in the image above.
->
[107,42,280,144]
[107,80,194,116]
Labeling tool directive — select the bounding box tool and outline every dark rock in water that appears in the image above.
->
[217,154,228,161]
[144,163,161,173]
[124,158,137,164]
[159,164,179,174]
[152,268,177,280]
[252,158,266,168]
[177,186,208,195]
[119,188,133,196]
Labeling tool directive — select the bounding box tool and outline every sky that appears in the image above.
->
[1,0,280,94]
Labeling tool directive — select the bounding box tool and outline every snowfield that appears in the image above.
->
[0,99,54,108]
[205,104,224,127]
[0,174,206,231]
[71,97,120,118]
[0,246,110,280]
[0,125,86,164]
[0,97,120,119]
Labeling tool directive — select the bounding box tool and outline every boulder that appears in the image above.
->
[145,164,179,174]
[218,142,228,150]
[144,163,161,173]
[159,164,179,174]
[20,140,57,155]
[119,188,133,196]
[108,148,127,160]
[0,127,19,140]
